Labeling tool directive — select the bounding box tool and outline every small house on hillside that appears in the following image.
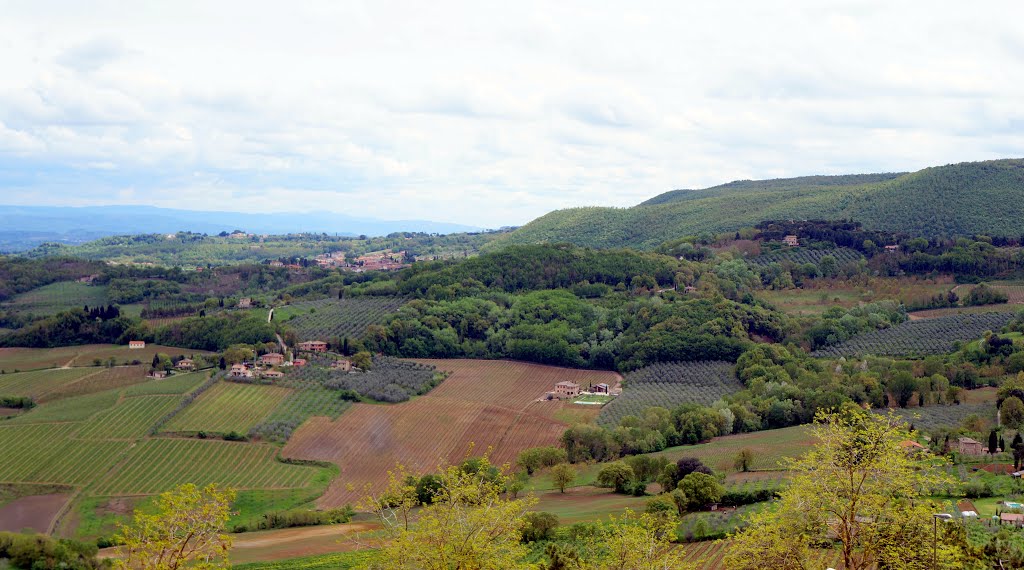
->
[228,364,253,379]
[297,341,328,352]
[261,370,284,379]
[129,340,146,349]
[176,359,195,371]
[237,297,252,309]
[884,244,900,252]
[554,381,580,398]
[332,359,353,372]
[899,440,926,456]
[783,235,800,247]
[1001,513,1024,527]
[958,437,985,456]
[260,353,285,366]
[148,370,168,379]
[592,383,610,394]
[292,358,307,367]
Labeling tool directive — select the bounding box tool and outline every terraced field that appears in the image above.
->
[165,382,292,434]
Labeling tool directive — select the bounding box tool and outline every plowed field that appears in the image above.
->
[282,359,620,507]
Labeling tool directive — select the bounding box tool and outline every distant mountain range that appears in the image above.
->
[495,159,1024,250]
[0,205,483,252]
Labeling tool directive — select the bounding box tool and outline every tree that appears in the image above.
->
[592,509,688,570]
[351,351,372,370]
[724,410,960,570]
[359,456,537,570]
[521,511,559,542]
[990,429,999,454]
[516,446,567,475]
[1001,396,1024,430]
[115,483,235,570]
[596,461,635,494]
[734,448,755,472]
[550,463,576,493]
[678,472,723,511]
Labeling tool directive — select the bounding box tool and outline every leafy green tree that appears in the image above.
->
[550,463,576,493]
[725,410,960,570]
[734,448,755,472]
[1001,396,1024,430]
[678,472,723,510]
[115,483,235,570]
[596,461,635,494]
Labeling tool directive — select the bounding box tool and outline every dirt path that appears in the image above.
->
[98,522,380,564]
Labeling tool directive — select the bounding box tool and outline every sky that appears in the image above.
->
[1,1,1022,229]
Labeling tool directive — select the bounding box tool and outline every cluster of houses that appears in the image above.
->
[313,250,409,272]
[226,341,351,381]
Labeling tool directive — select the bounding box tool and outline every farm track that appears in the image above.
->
[282,359,620,507]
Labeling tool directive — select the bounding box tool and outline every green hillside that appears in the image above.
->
[497,159,1024,250]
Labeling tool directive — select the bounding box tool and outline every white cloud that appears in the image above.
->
[0,0,1021,229]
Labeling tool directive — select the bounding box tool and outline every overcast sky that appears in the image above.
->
[1,1,1022,228]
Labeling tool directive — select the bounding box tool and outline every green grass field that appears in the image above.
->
[123,371,209,396]
[76,396,181,440]
[654,425,815,473]
[91,438,321,495]
[164,382,292,434]
[573,394,613,404]
[3,282,109,317]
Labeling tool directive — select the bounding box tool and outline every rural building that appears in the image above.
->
[332,359,353,372]
[129,340,146,349]
[148,370,167,379]
[554,381,580,398]
[260,370,284,379]
[176,359,195,370]
[1001,513,1024,527]
[238,297,252,308]
[292,358,307,367]
[297,341,328,352]
[269,260,284,267]
[899,440,926,456]
[592,383,610,394]
[228,364,253,379]
[884,244,900,252]
[683,286,698,293]
[259,353,285,366]
[957,437,985,455]
[783,235,800,246]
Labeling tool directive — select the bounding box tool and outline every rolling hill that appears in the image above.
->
[496,159,1024,250]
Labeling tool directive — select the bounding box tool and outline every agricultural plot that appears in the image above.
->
[280,296,407,341]
[76,396,181,440]
[93,438,319,495]
[909,304,1020,319]
[283,359,620,507]
[746,247,863,268]
[45,366,149,400]
[122,371,209,396]
[0,423,128,486]
[813,311,1016,358]
[0,367,98,401]
[0,344,212,371]
[681,541,845,570]
[4,389,121,424]
[3,282,109,317]
[294,355,440,403]
[885,402,996,432]
[164,382,291,435]
[653,425,815,473]
[597,361,742,427]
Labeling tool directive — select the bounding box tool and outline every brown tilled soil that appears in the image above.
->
[0,494,71,533]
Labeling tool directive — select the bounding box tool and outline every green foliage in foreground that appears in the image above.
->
[499,159,1024,250]
[232,551,378,570]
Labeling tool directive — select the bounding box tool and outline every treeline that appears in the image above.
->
[0,308,141,348]
[0,256,105,301]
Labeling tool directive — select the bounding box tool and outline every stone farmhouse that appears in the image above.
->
[554,381,580,398]
[298,341,328,352]
[957,437,985,455]
[260,353,286,365]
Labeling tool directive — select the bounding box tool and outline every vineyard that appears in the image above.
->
[163,382,292,435]
[279,296,407,341]
[0,423,130,486]
[319,356,440,402]
[91,438,320,495]
[282,359,620,507]
[812,311,1016,357]
[655,425,815,473]
[0,367,99,400]
[746,247,863,268]
[597,361,742,427]
[77,395,181,440]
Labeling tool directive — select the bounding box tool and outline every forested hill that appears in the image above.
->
[497,159,1024,250]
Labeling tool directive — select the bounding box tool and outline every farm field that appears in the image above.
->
[0,344,214,371]
[757,275,954,316]
[282,359,620,507]
[77,395,181,440]
[165,382,292,435]
[0,367,99,400]
[2,282,109,317]
[653,425,815,473]
[597,361,742,427]
[681,540,846,569]
[278,297,407,341]
[812,311,1016,358]
[92,438,321,495]
[746,246,863,268]
[0,493,72,533]
[0,423,130,485]
[909,303,1020,319]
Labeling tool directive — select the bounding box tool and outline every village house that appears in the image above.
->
[592,383,610,394]
[129,340,146,349]
[228,364,253,379]
[259,352,285,366]
[884,244,900,252]
[1001,513,1024,527]
[292,358,307,367]
[176,358,195,371]
[260,370,284,379]
[237,297,252,309]
[331,359,353,372]
[783,235,800,247]
[554,381,580,399]
[148,370,168,379]
[297,340,328,352]
[899,440,926,456]
[958,437,985,455]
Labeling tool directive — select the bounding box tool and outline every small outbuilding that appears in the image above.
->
[129,340,146,349]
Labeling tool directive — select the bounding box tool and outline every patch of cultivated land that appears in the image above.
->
[0,344,213,371]
[164,381,292,435]
[653,425,816,473]
[597,361,742,427]
[813,311,1016,358]
[756,276,955,317]
[0,493,72,533]
[282,359,620,507]
[2,282,109,317]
